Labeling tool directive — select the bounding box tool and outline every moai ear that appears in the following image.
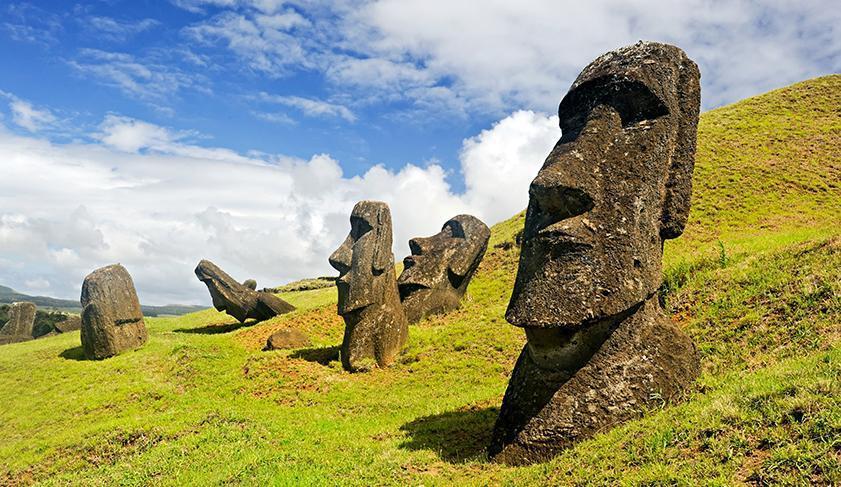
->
[660,55,701,240]
[447,220,475,277]
[448,216,491,277]
[372,204,393,273]
[449,249,475,277]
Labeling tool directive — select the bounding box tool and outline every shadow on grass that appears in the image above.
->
[174,320,256,335]
[399,406,498,463]
[289,345,340,365]
[59,346,86,361]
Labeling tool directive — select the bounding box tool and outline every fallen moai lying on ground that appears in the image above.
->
[195,260,295,323]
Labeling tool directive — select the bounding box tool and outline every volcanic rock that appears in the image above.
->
[329,201,408,372]
[490,41,702,464]
[265,328,311,350]
[398,215,490,323]
[80,264,148,360]
[195,260,295,323]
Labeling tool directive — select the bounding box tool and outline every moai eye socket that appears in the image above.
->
[350,216,373,240]
[558,78,669,142]
[443,220,466,239]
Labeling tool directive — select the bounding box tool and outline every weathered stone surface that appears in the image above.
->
[242,279,257,291]
[54,315,82,333]
[490,41,701,464]
[0,302,36,338]
[195,260,295,323]
[265,328,311,350]
[0,335,32,345]
[398,215,490,323]
[80,264,148,360]
[329,201,408,372]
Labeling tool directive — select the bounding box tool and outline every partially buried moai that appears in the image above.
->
[80,264,148,360]
[397,215,490,323]
[0,302,37,345]
[330,201,408,372]
[489,41,702,465]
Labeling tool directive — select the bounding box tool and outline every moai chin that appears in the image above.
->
[329,201,408,372]
[489,41,702,465]
[398,214,490,323]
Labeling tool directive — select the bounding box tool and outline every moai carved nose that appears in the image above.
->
[329,243,352,274]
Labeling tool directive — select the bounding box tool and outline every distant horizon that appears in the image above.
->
[1,1,838,305]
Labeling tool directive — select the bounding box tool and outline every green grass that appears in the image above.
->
[0,76,839,486]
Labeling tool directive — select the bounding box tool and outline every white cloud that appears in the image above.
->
[258,93,356,122]
[252,110,296,125]
[342,0,841,111]
[1,93,57,132]
[184,10,312,76]
[2,3,63,46]
[171,0,240,14]
[24,277,50,290]
[0,108,558,304]
[84,16,160,41]
[461,110,557,223]
[96,115,185,152]
[68,49,210,104]
[177,0,841,113]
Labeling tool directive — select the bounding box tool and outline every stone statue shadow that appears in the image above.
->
[59,346,87,361]
[174,320,258,335]
[398,406,499,463]
[289,345,340,365]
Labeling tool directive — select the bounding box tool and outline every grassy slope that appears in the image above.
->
[0,76,839,486]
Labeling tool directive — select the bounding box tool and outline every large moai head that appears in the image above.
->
[329,201,408,371]
[398,215,490,323]
[329,201,395,316]
[506,41,701,329]
[80,264,148,360]
[489,41,701,465]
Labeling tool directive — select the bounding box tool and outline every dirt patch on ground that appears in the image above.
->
[234,306,344,352]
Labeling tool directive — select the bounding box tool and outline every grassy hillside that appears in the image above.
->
[0,76,838,486]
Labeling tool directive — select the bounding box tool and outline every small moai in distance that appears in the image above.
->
[329,201,408,372]
[489,41,702,465]
[242,279,257,291]
[80,264,148,360]
[397,215,490,323]
[54,314,82,333]
[195,260,295,323]
[0,302,37,345]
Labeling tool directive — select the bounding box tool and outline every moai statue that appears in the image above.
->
[195,260,295,323]
[80,264,148,360]
[0,302,37,345]
[54,314,82,333]
[489,41,702,465]
[397,215,490,323]
[329,201,408,372]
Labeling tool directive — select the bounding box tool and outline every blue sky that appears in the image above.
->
[0,0,838,304]
[0,1,491,184]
